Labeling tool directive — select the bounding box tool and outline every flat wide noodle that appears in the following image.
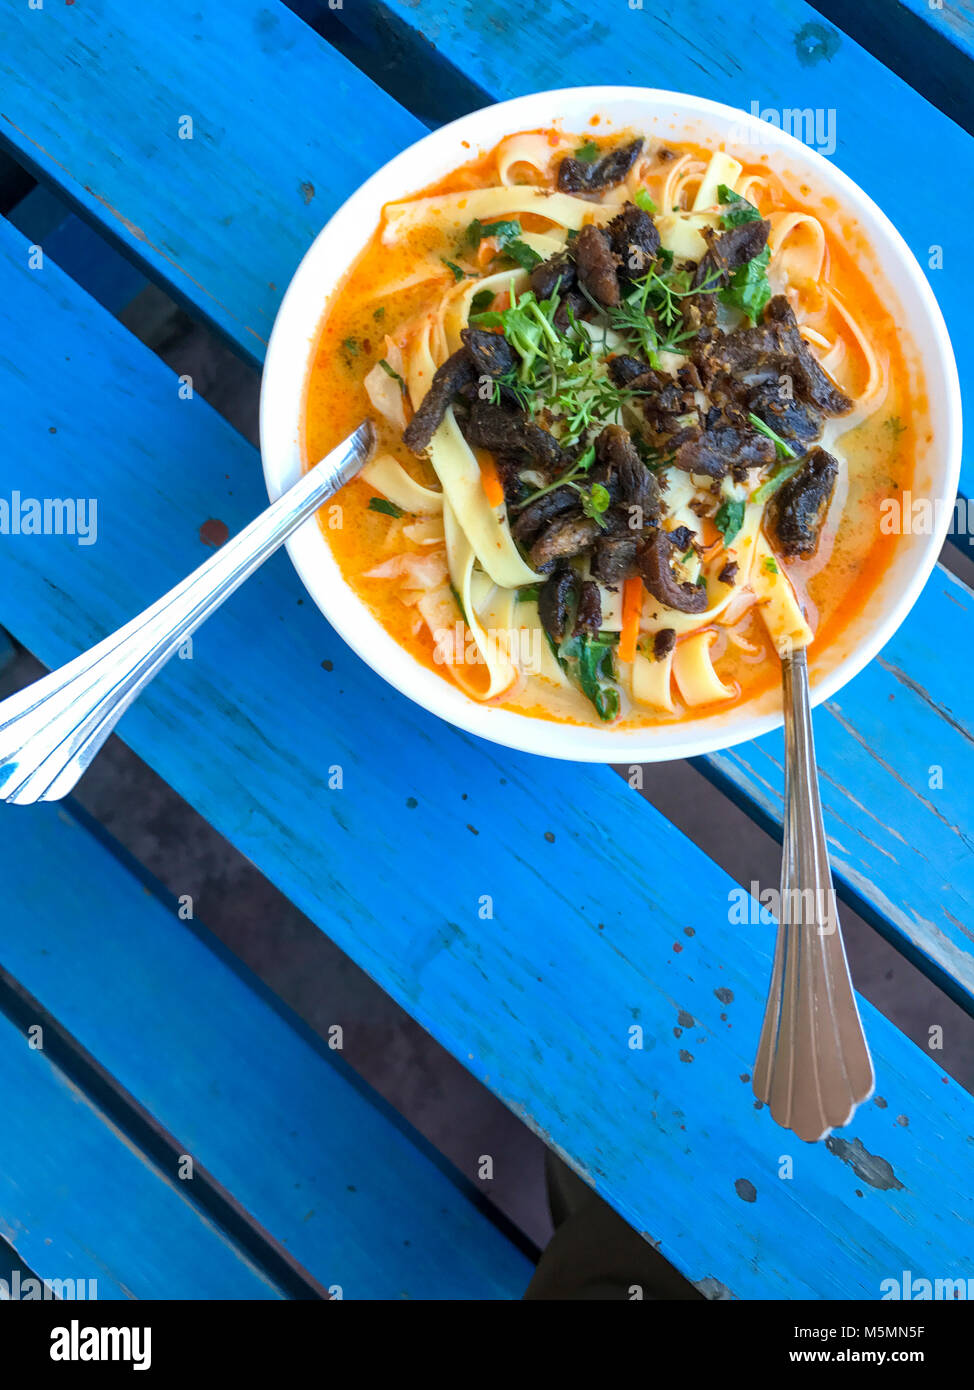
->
[441,497,517,699]
[752,534,814,655]
[361,453,444,515]
[429,408,539,589]
[631,648,676,711]
[673,630,735,705]
[382,186,613,246]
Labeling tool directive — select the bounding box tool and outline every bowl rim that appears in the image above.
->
[259,84,962,764]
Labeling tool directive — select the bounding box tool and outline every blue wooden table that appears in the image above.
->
[0,0,971,1300]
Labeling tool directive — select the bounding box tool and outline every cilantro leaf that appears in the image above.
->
[503,238,543,271]
[634,187,657,214]
[717,185,764,227]
[718,245,772,323]
[469,288,495,314]
[441,257,468,281]
[465,217,522,248]
[575,140,600,163]
[714,498,746,547]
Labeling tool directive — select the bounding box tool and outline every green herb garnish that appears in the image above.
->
[763,556,779,575]
[503,238,543,271]
[373,306,385,320]
[575,140,600,163]
[547,631,620,721]
[580,482,612,528]
[368,497,404,519]
[717,185,764,227]
[748,411,797,459]
[441,257,468,281]
[719,246,772,323]
[378,358,407,390]
[714,497,746,546]
[342,337,360,356]
[634,187,657,214]
[752,460,803,505]
[469,288,495,314]
[465,217,523,248]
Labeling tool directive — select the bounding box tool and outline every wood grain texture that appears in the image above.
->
[0,802,532,1300]
[0,0,425,361]
[332,0,973,492]
[0,1013,284,1300]
[0,220,970,1296]
[0,0,969,1000]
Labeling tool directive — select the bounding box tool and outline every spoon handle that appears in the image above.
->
[0,423,375,805]
[752,645,874,1141]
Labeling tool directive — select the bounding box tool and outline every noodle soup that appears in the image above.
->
[304,128,921,729]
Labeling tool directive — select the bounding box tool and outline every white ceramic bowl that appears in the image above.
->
[260,86,961,763]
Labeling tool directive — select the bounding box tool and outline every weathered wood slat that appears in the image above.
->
[0,801,533,1300]
[0,221,970,1296]
[0,0,969,1003]
[0,1008,284,1300]
[0,0,425,362]
[329,0,973,493]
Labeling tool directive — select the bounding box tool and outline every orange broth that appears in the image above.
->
[303,132,922,729]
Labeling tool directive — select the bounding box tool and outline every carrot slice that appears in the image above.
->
[478,452,505,509]
[618,575,643,665]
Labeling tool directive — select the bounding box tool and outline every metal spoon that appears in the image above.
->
[752,645,875,1141]
[0,422,375,806]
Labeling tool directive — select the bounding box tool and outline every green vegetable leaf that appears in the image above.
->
[470,283,562,382]
[752,459,803,505]
[441,257,468,281]
[368,497,404,519]
[373,306,386,320]
[378,358,407,391]
[718,245,772,323]
[717,185,764,227]
[466,217,523,248]
[575,140,600,163]
[748,411,798,459]
[580,482,612,528]
[342,337,360,356]
[503,238,543,271]
[763,555,779,575]
[552,632,620,721]
[469,288,495,314]
[714,498,746,546]
[634,187,657,214]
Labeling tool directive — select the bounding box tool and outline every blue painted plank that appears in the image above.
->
[898,0,974,59]
[0,1011,283,1300]
[0,0,425,362]
[0,195,970,1010]
[0,221,970,1297]
[807,0,974,136]
[0,802,532,1300]
[332,0,973,494]
[2,0,971,983]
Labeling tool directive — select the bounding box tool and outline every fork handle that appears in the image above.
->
[0,423,374,805]
[752,646,875,1141]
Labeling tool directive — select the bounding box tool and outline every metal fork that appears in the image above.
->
[752,645,875,1141]
[0,423,374,806]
